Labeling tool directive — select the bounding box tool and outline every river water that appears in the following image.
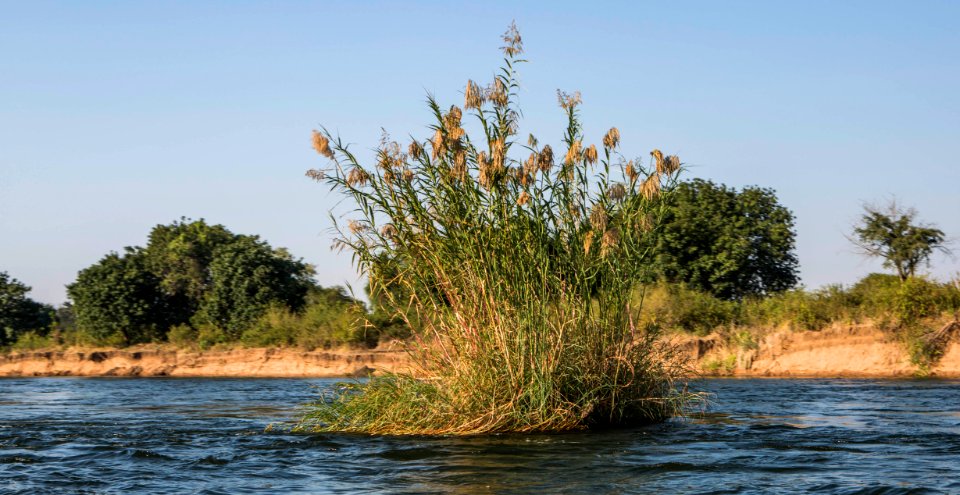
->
[1,378,958,494]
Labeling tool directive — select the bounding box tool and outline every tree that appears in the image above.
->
[650,179,799,300]
[0,271,54,345]
[66,249,173,344]
[194,236,313,337]
[142,218,236,319]
[851,201,949,281]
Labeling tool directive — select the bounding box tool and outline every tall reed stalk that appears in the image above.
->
[297,24,693,435]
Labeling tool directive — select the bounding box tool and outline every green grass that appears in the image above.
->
[295,25,697,435]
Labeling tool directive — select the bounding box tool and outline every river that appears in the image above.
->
[1,378,958,494]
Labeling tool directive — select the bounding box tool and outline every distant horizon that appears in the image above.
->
[3,1,958,305]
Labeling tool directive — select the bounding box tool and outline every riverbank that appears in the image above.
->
[0,344,414,378]
[2,324,959,378]
[680,323,960,378]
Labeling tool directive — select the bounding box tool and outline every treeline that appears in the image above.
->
[1,219,406,352]
[3,180,955,353]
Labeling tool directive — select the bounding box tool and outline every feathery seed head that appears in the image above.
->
[640,173,661,200]
[664,155,681,175]
[452,150,467,181]
[431,129,445,160]
[464,80,485,110]
[380,223,398,240]
[501,21,523,57]
[477,151,493,190]
[348,219,367,235]
[584,144,598,165]
[517,190,531,206]
[527,134,538,148]
[402,169,414,183]
[408,140,423,159]
[564,140,582,165]
[444,106,462,129]
[523,152,538,177]
[651,149,665,175]
[601,228,620,257]
[488,78,509,107]
[311,130,335,159]
[448,126,465,141]
[608,182,626,201]
[346,167,370,187]
[603,127,621,149]
[583,231,595,255]
[590,204,608,233]
[491,138,506,173]
[625,161,638,183]
[305,169,325,182]
[557,90,582,111]
[639,213,653,232]
[538,145,554,172]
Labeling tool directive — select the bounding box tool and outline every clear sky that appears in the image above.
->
[2,1,958,305]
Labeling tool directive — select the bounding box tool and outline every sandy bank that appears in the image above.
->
[0,345,414,378]
[3,324,959,378]
[682,323,960,378]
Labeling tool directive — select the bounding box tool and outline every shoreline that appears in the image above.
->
[3,324,959,379]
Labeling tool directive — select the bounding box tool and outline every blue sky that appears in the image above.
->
[2,1,958,305]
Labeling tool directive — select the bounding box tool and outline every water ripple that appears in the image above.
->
[1,377,959,493]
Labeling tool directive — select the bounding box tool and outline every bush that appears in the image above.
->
[9,331,56,352]
[297,25,694,435]
[740,288,844,331]
[196,324,229,350]
[637,283,737,335]
[168,324,199,348]
[236,287,375,349]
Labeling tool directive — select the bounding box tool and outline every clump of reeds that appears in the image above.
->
[297,23,694,435]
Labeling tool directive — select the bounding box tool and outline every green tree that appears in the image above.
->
[0,271,54,345]
[195,236,313,337]
[67,249,172,344]
[851,201,949,282]
[651,179,799,300]
[143,218,236,318]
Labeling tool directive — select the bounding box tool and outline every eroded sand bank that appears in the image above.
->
[3,325,959,378]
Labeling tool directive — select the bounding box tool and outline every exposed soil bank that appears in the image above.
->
[681,324,960,378]
[0,345,414,378]
[3,325,958,378]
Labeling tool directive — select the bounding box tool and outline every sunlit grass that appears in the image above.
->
[296,24,697,435]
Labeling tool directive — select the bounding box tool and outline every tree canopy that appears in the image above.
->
[851,201,949,281]
[649,179,799,300]
[194,235,312,337]
[67,248,172,344]
[67,219,315,344]
[0,271,54,346]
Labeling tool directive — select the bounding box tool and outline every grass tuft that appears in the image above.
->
[296,24,698,435]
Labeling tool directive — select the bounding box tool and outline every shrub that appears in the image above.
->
[297,24,694,435]
[740,289,841,331]
[239,287,375,349]
[637,283,737,335]
[10,331,56,352]
[168,324,199,348]
[196,324,229,350]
